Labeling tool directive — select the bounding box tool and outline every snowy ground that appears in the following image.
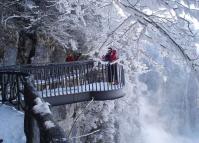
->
[0,104,25,143]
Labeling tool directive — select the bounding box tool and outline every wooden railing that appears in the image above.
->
[0,60,125,99]
[0,71,27,109]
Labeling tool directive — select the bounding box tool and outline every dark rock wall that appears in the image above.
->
[0,26,18,65]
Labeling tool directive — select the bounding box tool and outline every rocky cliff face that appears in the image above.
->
[0,25,18,65]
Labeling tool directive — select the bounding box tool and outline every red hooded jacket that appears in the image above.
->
[110,50,118,62]
[66,54,75,62]
[103,49,118,62]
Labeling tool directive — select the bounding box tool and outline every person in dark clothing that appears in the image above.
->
[103,47,118,84]
[107,62,118,84]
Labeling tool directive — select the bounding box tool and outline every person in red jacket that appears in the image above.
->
[110,49,118,61]
[103,47,118,84]
[65,52,75,62]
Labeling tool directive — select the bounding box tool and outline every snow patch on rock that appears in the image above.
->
[33,98,51,115]
[45,121,56,129]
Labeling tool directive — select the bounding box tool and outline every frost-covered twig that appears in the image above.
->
[119,2,193,63]
[98,15,132,50]
[99,3,112,9]
[70,129,100,139]
[4,15,33,27]
[67,97,94,138]
[126,0,140,7]
[106,21,137,48]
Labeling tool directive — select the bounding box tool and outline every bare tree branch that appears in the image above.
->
[118,2,193,63]
[98,15,132,50]
[106,21,137,47]
[68,97,94,138]
[70,129,100,140]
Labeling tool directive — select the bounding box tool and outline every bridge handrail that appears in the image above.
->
[0,60,94,70]
[0,60,125,99]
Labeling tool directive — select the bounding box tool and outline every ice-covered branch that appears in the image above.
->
[68,97,94,138]
[98,15,132,50]
[118,2,194,63]
[70,129,100,139]
[4,15,33,27]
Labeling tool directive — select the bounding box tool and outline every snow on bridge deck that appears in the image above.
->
[38,82,121,97]
[37,81,124,106]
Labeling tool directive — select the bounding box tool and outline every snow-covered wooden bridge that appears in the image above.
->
[0,60,125,106]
